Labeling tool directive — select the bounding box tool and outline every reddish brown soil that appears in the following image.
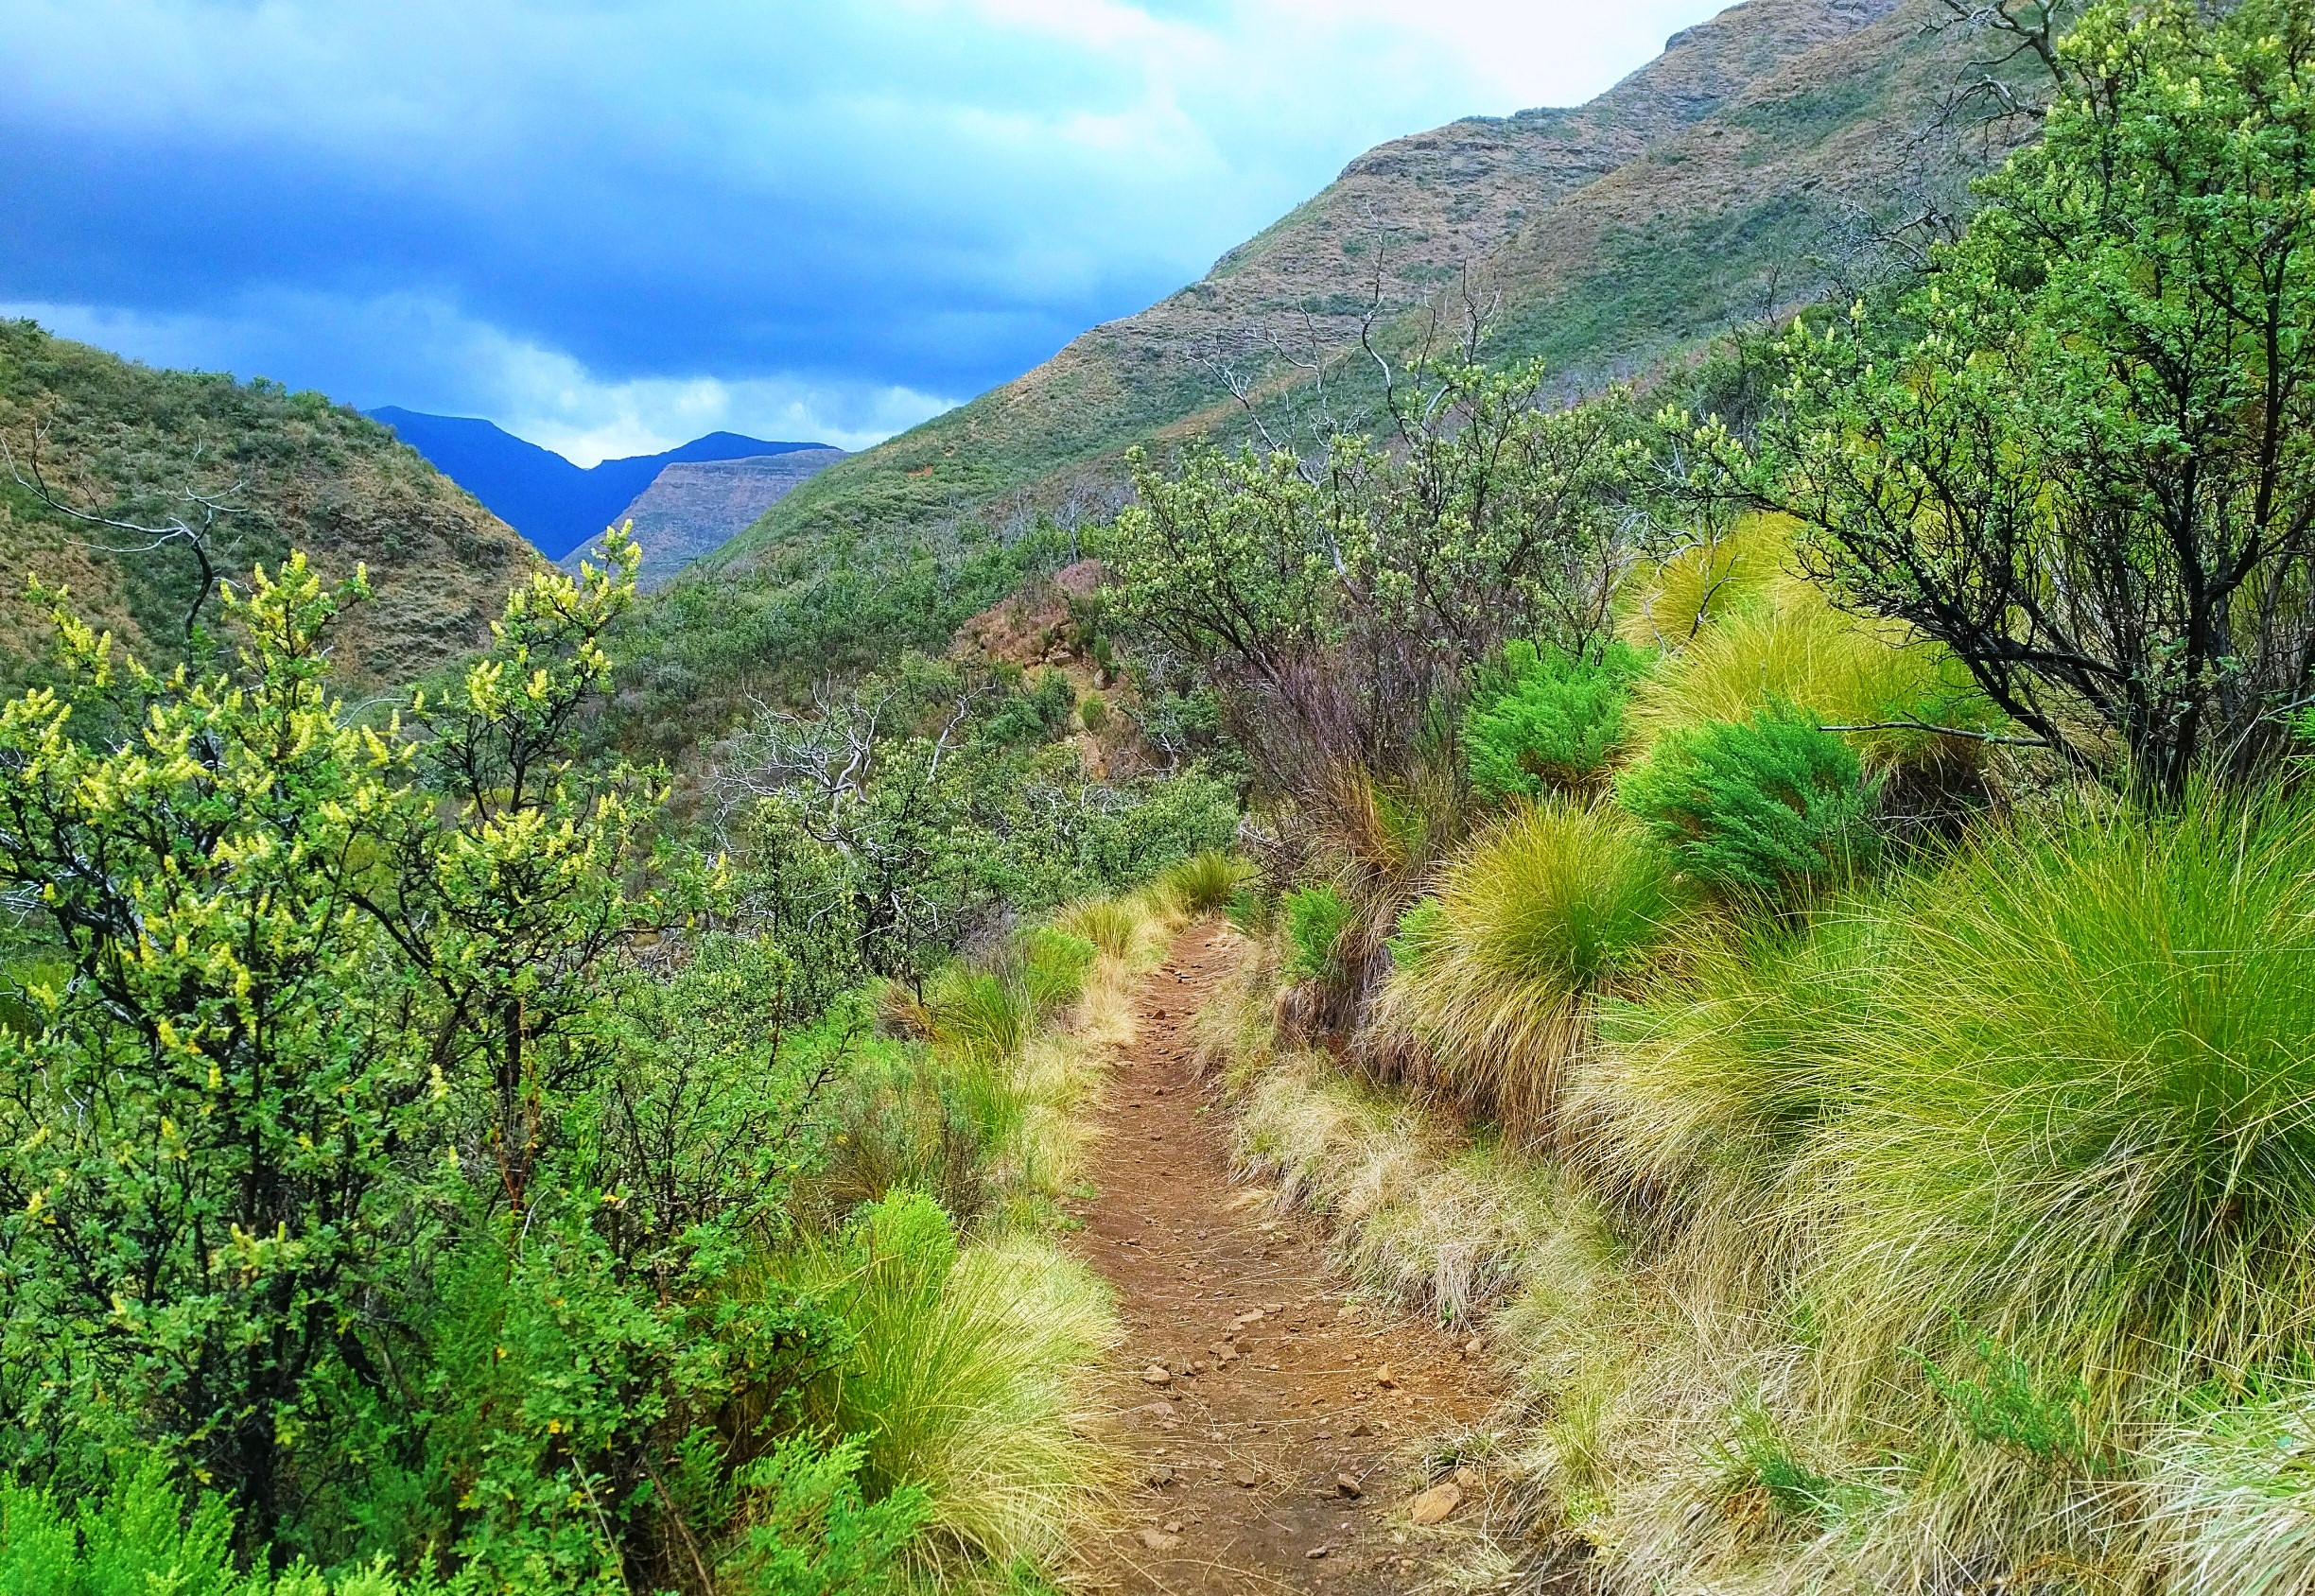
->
[1068,924,1500,1594]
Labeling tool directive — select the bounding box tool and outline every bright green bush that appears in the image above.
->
[1387,898,1447,970]
[1282,885,1354,980]
[1616,703,1875,896]
[1463,641,1647,798]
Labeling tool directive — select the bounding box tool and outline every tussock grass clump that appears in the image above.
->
[1373,800,1682,1134]
[2148,1379,2315,1595]
[1158,849,1253,912]
[1618,513,1791,651]
[1629,573,1997,774]
[1054,896,1140,961]
[1793,792,2315,1409]
[774,1190,1119,1576]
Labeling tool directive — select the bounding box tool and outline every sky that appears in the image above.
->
[1,0,1724,465]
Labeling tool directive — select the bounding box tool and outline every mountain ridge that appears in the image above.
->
[0,321,540,696]
[686,0,1977,593]
[368,407,830,560]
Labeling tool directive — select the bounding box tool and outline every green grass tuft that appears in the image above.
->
[773,1190,1117,1577]
[1374,800,1682,1134]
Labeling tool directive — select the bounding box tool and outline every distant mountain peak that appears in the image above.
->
[366,408,830,559]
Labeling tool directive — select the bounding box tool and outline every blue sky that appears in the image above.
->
[2,0,1722,463]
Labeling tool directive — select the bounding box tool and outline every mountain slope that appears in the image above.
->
[607,0,2031,755]
[698,0,2019,581]
[560,447,847,588]
[368,407,829,560]
[0,321,539,694]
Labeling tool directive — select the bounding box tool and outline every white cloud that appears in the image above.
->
[4,296,953,465]
[2,0,1731,448]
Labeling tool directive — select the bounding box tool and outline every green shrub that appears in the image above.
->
[773,1192,1115,1576]
[1387,898,1446,970]
[1616,703,1875,896]
[719,1435,927,1596]
[1282,885,1354,980]
[1463,641,1647,799]
[1077,692,1107,733]
[1160,849,1254,912]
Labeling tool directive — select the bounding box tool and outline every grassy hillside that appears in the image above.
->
[0,320,537,695]
[615,0,2023,747]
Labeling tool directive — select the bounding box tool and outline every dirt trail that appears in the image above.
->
[1069,923,1500,1594]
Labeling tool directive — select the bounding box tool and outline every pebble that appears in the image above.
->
[1142,1365,1173,1386]
[1137,1528,1181,1552]
[1463,1336,1485,1358]
[1335,1473,1364,1499]
[1306,1546,1330,1560]
[1145,1464,1176,1487]
[1373,1364,1398,1389]
[1408,1483,1462,1526]
[1453,1466,1483,1492]
[1233,1464,1260,1488]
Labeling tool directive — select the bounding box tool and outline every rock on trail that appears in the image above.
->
[1068,924,1501,1593]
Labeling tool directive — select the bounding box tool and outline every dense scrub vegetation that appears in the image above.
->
[0,513,1227,1591]
[1103,3,2315,1589]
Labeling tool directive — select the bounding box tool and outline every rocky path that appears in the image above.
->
[1069,923,1500,1594]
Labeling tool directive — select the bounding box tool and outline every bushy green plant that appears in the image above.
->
[1076,691,1107,733]
[1617,703,1875,896]
[1387,898,1447,970]
[1463,640,1647,798]
[1282,885,1354,980]
[0,1451,410,1595]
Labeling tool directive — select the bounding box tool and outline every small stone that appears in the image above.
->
[1132,1400,1175,1419]
[1145,1464,1176,1487]
[1262,1301,1285,1314]
[1463,1336,1485,1358]
[1137,1527,1181,1551]
[1232,1310,1265,1329]
[1408,1483,1463,1526]
[1163,1519,1183,1534]
[1335,1473,1364,1499]
[1346,1420,1374,1438]
[1233,1464,1260,1488]
[1453,1466,1483,1493]
[1373,1364,1398,1389]
[1142,1365,1173,1386]
[1306,1546,1330,1560]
